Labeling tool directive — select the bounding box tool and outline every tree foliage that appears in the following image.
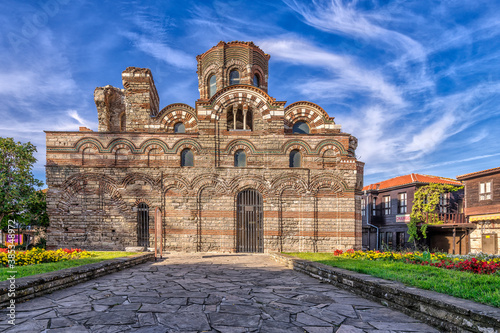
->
[0,137,44,229]
[407,183,462,247]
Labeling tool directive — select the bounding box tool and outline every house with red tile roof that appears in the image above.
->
[362,173,470,253]
[457,167,500,254]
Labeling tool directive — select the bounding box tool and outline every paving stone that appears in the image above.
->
[7,253,440,333]
[50,317,76,328]
[85,311,137,325]
[4,319,48,332]
[296,312,333,327]
[156,312,210,331]
[358,308,418,323]
[260,320,305,333]
[209,313,260,328]
[334,324,366,333]
[303,326,335,333]
[138,312,156,326]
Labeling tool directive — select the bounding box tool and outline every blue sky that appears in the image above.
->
[1,0,500,187]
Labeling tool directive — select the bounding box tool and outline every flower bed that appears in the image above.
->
[333,249,500,275]
[0,248,93,267]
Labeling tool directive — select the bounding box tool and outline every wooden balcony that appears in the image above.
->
[424,212,469,226]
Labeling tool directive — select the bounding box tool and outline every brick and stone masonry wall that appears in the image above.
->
[45,41,364,253]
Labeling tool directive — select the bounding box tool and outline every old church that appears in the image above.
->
[45,41,364,252]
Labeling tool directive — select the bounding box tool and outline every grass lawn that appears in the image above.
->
[288,252,500,308]
[0,251,138,281]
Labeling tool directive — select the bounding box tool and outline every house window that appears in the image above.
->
[383,195,391,215]
[174,122,185,133]
[229,70,240,85]
[480,181,492,200]
[209,75,216,97]
[386,232,393,249]
[361,198,366,217]
[253,74,260,87]
[234,150,246,167]
[398,192,407,214]
[181,148,193,167]
[292,121,310,134]
[439,193,450,213]
[372,197,377,216]
[396,232,405,249]
[289,149,301,168]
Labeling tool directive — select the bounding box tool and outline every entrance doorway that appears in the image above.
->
[237,189,263,253]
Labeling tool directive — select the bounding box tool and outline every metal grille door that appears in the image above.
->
[237,189,263,253]
[137,203,149,247]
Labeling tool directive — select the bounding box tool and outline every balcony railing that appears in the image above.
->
[424,212,468,225]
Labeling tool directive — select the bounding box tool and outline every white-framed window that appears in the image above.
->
[372,197,377,216]
[383,195,391,215]
[361,198,366,216]
[439,193,450,213]
[398,192,407,214]
[480,181,492,200]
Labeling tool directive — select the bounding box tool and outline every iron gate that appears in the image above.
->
[137,203,149,247]
[237,189,263,253]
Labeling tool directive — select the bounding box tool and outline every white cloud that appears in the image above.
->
[259,38,404,106]
[122,32,196,70]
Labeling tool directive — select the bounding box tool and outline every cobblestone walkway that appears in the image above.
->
[1,254,440,332]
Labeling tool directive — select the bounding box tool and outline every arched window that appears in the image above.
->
[181,148,194,167]
[174,122,185,133]
[253,74,260,87]
[209,75,216,98]
[137,203,149,247]
[293,121,310,134]
[234,150,246,167]
[289,149,301,168]
[230,70,240,85]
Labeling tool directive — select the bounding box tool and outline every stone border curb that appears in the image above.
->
[0,253,154,307]
[270,253,500,333]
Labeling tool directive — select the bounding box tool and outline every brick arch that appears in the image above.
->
[310,174,347,194]
[251,65,265,85]
[121,173,158,190]
[74,138,105,153]
[282,140,313,154]
[226,60,247,84]
[172,139,202,154]
[284,101,335,134]
[133,198,153,206]
[109,140,136,154]
[209,86,282,122]
[58,173,126,214]
[225,139,257,154]
[228,175,269,197]
[192,174,228,197]
[316,141,345,156]
[161,174,191,195]
[158,103,198,133]
[271,174,309,195]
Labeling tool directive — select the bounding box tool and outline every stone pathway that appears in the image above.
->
[0,254,440,332]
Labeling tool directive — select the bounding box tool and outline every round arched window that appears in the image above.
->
[234,150,246,167]
[230,70,240,85]
[292,121,310,134]
[253,74,260,87]
[209,75,216,98]
[181,149,194,167]
[174,122,185,133]
[289,149,301,168]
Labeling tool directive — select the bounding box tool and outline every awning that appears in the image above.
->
[470,213,500,222]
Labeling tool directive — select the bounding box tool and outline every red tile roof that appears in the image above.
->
[457,166,500,180]
[363,173,462,191]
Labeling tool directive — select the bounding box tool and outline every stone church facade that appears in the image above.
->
[45,41,364,252]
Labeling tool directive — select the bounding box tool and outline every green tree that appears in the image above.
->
[0,138,44,228]
[407,183,462,248]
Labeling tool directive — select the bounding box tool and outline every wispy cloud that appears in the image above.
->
[259,38,405,106]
